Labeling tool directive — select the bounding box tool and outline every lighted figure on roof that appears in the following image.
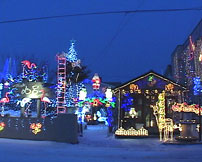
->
[147,75,156,87]
[199,50,202,62]
[92,73,101,90]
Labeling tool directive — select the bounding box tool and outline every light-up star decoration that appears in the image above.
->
[30,123,42,135]
[0,122,5,131]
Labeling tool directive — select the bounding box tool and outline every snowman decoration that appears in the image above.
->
[105,88,113,101]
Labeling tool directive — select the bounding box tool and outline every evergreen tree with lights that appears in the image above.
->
[65,40,90,107]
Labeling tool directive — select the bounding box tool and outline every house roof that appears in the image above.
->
[113,70,186,93]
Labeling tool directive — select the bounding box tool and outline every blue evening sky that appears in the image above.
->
[0,0,202,82]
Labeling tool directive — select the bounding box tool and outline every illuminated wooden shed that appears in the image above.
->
[113,71,187,137]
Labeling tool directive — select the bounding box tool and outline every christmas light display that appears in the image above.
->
[21,60,37,79]
[77,97,115,108]
[79,88,87,101]
[129,108,138,118]
[92,73,101,90]
[172,102,202,115]
[105,88,112,101]
[193,77,202,95]
[0,92,10,116]
[115,127,148,136]
[65,41,78,63]
[40,89,51,115]
[56,54,67,113]
[165,83,174,91]
[199,50,202,62]
[30,123,42,135]
[63,41,85,108]
[0,122,5,131]
[121,93,133,112]
[129,84,139,93]
[153,92,174,141]
[147,75,157,87]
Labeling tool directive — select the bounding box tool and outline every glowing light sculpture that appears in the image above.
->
[172,102,202,115]
[0,122,5,131]
[30,123,42,135]
[40,89,51,116]
[115,127,148,136]
[152,92,174,142]
[92,73,101,90]
[0,92,10,116]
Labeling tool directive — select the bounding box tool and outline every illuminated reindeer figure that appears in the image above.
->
[152,92,174,142]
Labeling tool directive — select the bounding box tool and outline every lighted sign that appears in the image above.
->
[115,127,148,136]
[30,123,42,135]
[13,82,53,99]
[172,103,202,115]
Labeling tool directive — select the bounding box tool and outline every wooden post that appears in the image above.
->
[21,107,25,117]
[37,99,41,118]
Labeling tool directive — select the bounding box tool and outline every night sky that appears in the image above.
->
[0,0,202,83]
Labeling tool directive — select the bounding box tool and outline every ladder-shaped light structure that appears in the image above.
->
[57,54,67,113]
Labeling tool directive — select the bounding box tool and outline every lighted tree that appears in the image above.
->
[64,41,90,107]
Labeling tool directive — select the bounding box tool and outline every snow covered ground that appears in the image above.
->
[0,125,202,162]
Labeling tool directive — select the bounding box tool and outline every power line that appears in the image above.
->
[99,1,145,58]
[0,7,202,24]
